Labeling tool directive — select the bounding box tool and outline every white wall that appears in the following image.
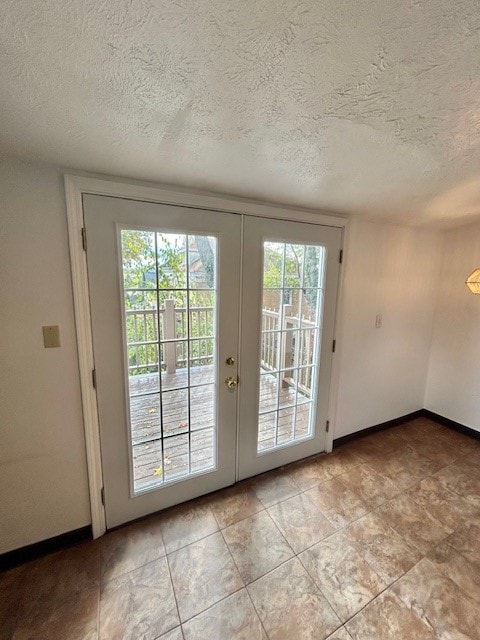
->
[425,222,480,431]
[0,155,91,553]
[0,154,445,552]
[334,219,442,438]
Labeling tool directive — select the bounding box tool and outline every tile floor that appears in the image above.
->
[2,417,480,639]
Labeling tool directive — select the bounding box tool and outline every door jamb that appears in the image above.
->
[64,173,348,538]
[324,222,349,453]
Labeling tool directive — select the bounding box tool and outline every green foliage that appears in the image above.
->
[263,243,321,315]
[157,236,185,288]
[121,234,322,377]
[121,230,155,291]
[121,230,216,375]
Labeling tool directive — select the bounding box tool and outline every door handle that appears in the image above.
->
[225,376,239,390]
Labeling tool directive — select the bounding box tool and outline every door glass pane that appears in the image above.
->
[258,241,326,453]
[121,230,218,493]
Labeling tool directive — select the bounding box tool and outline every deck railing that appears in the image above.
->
[125,301,215,375]
[261,304,316,394]
[126,300,316,394]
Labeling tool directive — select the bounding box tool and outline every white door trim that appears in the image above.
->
[324,222,350,454]
[64,176,106,538]
[64,173,348,538]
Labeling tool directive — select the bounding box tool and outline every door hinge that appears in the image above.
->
[81,227,87,251]
[92,368,97,389]
[100,487,105,506]
[339,249,343,264]
[326,420,330,433]
[332,339,336,353]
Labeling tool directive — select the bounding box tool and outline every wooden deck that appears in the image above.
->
[130,366,312,491]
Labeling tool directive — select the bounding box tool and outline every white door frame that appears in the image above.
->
[64,173,348,538]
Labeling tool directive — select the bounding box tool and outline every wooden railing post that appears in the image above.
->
[164,299,176,373]
[281,304,293,387]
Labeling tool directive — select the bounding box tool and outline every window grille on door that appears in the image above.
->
[257,242,326,453]
[120,230,218,493]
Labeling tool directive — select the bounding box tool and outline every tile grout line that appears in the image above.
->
[218,525,272,639]
[152,625,184,640]
[99,446,454,591]
[286,445,478,632]
[100,546,168,586]
[102,428,456,580]
[181,585,246,627]
[297,476,478,634]
[340,528,460,638]
[99,425,480,634]
[300,528,432,635]
[98,431,466,609]
[244,587,271,640]
[171,527,247,628]
[6,420,479,639]
[165,551,183,633]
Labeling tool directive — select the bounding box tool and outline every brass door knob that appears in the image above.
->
[226,356,235,366]
[225,376,238,389]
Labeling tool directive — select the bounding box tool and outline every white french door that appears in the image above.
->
[238,217,342,478]
[84,195,342,528]
[84,195,241,528]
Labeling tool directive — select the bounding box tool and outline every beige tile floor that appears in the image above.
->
[2,417,480,639]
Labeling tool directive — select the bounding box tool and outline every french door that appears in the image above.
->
[238,216,342,478]
[84,195,341,528]
[84,195,241,528]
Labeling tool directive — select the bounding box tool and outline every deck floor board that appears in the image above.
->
[129,366,311,491]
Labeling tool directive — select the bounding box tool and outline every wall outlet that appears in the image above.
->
[375,314,382,329]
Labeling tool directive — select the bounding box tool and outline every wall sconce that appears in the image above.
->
[466,269,480,294]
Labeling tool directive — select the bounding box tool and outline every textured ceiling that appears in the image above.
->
[2,0,480,226]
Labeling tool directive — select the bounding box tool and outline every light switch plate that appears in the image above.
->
[43,325,61,348]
